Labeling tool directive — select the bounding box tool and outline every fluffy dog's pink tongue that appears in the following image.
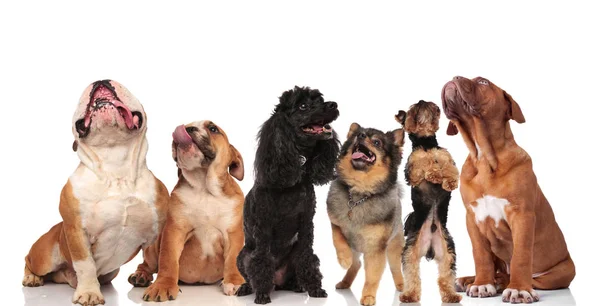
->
[352,152,367,160]
[173,125,193,145]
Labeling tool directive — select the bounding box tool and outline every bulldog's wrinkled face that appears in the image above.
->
[441,76,525,134]
[73,80,145,146]
[172,121,244,180]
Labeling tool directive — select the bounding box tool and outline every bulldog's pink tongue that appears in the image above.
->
[352,152,367,160]
[173,125,193,145]
[112,100,135,129]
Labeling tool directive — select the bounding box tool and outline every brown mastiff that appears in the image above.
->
[441,76,575,303]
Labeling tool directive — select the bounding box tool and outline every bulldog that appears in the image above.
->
[22,80,169,306]
[128,121,246,301]
[441,76,575,303]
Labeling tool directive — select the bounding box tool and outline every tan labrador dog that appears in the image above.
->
[22,80,169,306]
[128,121,246,301]
[442,76,575,303]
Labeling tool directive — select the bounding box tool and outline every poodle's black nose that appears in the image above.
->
[326,102,337,109]
[358,132,367,139]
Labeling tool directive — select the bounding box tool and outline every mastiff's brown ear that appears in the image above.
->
[504,91,525,123]
[446,121,459,136]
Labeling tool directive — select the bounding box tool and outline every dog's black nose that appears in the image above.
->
[358,132,366,139]
[326,102,337,109]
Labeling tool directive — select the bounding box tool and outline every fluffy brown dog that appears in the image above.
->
[442,76,575,303]
[128,120,246,301]
[22,80,169,306]
[396,100,461,304]
[327,123,405,306]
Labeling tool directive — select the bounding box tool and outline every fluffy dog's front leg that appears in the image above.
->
[293,214,327,298]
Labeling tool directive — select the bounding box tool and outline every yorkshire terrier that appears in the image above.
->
[396,100,461,303]
[327,123,405,306]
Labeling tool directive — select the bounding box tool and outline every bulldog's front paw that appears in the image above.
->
[222,282,242,296]
[360,295,376,306]
[502,287,539,304]
[73,287,105,306]
[128,270,153,287]
[143,281,179,302]
[467,283,497,298]
[22,274,44,287]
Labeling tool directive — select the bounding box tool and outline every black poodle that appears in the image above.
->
[237,86,340,304]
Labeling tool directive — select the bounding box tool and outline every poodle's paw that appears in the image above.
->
[73,286,105,306]
[335,281,351,289]
[360,295,376,306]
[128,270,153,287]
[455,276,475,292]
[441,292,463,303]
[467,283,497,298]
[308,288,328,298]
[222,282,241,296]
[143,281,179,302]
[400,291,420,303]
[22,273,44,287]
[425,169,443,184]
[502,287,539,304]
[254,293,271,304]
[442,178,459,191]
[236,283,253,296]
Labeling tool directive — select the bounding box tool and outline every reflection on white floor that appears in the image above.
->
[22,282,576,306]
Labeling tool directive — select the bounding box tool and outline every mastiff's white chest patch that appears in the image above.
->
[471,195,509,227]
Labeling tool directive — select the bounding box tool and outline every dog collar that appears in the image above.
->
[347,192,369,219]
[299,155,307,166]
[409,134,439,151]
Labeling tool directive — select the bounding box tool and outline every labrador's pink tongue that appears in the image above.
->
[112,100,135,129]
[173,125,193,145]
[352,152,367,160]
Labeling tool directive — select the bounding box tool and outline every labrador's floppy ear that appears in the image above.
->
[228,145,244,181]
[504,90,525,123]
[395,110,407,126]
[347,122,361,139]
[447,121,459,135]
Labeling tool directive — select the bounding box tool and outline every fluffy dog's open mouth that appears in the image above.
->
[75,83,143,137]
[352,143,376,164]
[302,122,333,135]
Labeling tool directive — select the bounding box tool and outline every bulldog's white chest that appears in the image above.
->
[71,171,159,276]
[177,187,238,257]
[471,195,509,227]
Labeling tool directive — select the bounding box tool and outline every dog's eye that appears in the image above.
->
[209,126,218,133]
[299,103,308,111]
[372,139,381,147]
[478,79,489,86]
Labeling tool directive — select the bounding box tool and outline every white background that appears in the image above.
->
[1,1,597,305]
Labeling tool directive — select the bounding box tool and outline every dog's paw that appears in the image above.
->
[143,281,179,302]
[128,270,153,287]
[400,291,420,303]
[425,169,443,184]
[222,282,241,296]
[22,274,44,287]
[236,283,253,296]
[337,251,353,269]
[442,178,459,191]
[502,287,539,304]
[73,287,105,306]
[254,293,271,304]
[455,276,475,292]
[360,295,376,306]
[395,282,404,291]
[467,283,497,298]
[335,281,351,289]
[441,292,463,303]
[308,288,328,298]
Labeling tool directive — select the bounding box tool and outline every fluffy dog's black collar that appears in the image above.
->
[409,134,438,151]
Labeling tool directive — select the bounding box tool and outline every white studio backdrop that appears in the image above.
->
[1,1,598,305]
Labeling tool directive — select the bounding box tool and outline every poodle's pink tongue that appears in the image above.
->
[352,152,367,160]
[311,125,324,132]
[173,125,193,145]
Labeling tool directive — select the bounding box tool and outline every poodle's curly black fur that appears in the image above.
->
[237,86,340,304]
